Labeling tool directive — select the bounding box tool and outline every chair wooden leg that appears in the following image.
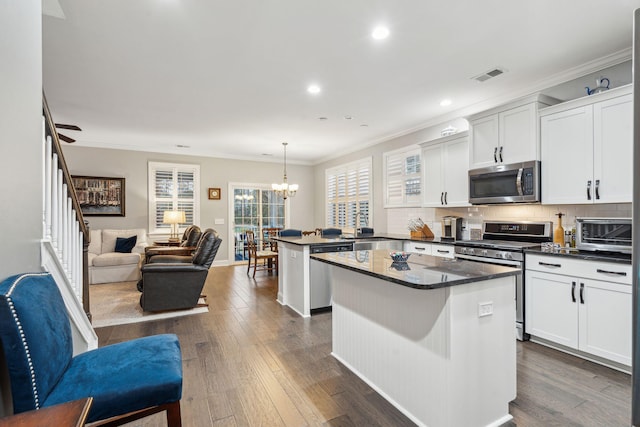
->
[166,400,182,427]
[246,257,251,275]
[253,259,257,277]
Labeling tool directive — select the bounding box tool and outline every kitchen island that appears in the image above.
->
[311,249,520,427]
[274,235,404,316]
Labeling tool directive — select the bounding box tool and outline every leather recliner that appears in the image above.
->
[143,225,202,264]
[139,228,222,312]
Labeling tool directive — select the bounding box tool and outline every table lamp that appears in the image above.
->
[163,210,186,242]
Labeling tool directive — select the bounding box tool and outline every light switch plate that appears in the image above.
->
[214,218,224,225]
[478,302,493,317]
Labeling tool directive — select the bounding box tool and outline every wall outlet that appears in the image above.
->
[290,252,297,258]
[214,218,224,225]
[478,302,493,317]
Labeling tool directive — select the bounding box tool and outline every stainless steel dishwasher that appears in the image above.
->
[309,242,354,311]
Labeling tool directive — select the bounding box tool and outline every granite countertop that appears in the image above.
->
[310,249,520,290]
[273,233,450,246]
[525,248,631,265]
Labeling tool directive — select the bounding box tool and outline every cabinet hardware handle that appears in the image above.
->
[499,146,503,163]
[595,179,600,200]
[493,147,498,163]
[437,249,449,254]
[571,281,576,303]
[440,192,444,205]
[587,180,592,200]
[444,191,448,205]
[414,247,426,251]
[538,261,561,268]
[579,283,585,304]
[596,268,627,276]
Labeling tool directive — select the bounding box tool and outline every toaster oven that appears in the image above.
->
[575,217,632,254]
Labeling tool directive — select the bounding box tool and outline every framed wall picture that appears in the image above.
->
[208,187,221,200]
[71,176,125,216]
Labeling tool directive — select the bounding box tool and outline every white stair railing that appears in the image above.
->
[41,102,97,353]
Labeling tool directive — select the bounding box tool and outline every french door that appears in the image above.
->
[229,184,286,263]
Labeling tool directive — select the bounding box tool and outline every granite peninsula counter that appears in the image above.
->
[311,249,520,427]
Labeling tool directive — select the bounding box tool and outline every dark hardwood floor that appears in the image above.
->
[95,266,632,426]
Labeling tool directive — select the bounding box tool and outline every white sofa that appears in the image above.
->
[88,229,149,284]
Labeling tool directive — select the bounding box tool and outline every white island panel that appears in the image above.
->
[331,266,515,427]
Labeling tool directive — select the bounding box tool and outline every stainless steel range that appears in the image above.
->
[454,220,553,341]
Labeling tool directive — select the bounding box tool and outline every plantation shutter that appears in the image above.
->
[325,158,372,230]
[148,162,200,235]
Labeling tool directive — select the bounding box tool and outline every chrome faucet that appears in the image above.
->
[355,211,368,235]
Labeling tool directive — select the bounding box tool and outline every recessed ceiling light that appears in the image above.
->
[261,153,273,156]
[176,144,190,148]
[318,117,328,121]
[440,99,452,107]
[360,124,369,127]
[307,84,321,94]
[372,26,390,40]
[344,115,353,120]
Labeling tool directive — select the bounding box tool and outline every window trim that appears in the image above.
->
[325,157,372,233]
[383,145,422,208]
[148,161,200,236]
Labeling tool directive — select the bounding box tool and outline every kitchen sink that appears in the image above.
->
[353,239,403,251]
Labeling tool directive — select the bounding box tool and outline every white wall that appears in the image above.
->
[313,118,469,231]
[0,0,43,416]
[62,146,316,263]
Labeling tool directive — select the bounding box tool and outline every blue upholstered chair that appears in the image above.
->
[0,273,183,426]
[321,228,342,237]
[279,229,302,237]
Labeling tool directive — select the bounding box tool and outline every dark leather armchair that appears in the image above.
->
[140,228,222,312]
[144,225,202,263]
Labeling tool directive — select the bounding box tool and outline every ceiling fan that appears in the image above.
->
[55,123,82,143]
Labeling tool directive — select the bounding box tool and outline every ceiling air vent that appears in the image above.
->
[472,67,505,83]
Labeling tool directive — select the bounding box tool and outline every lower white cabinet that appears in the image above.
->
[431,243,455,259]
[525,254,631,367]
[403,241,432,255]
[403,242,454,259]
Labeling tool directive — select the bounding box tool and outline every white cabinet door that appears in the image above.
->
[469,114,499,169]
[443,136,470,207]
[525,270,578,349]
[403,241,432,255]
[431,244,455,259]
[578,279,632,366]
[499,103,537,164]
[541,106,593,204]
[593,94,632,204]
[422,143,444,207]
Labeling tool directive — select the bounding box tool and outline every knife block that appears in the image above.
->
[410,224,434,239]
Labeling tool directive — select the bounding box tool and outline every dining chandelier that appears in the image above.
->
[272,142,298,199]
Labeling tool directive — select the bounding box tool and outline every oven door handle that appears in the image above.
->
[454,253,522,267]
[516,168,524,196]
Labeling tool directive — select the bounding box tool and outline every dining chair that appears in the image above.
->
[246,230,278,278]
[280,229,302,237]
[0,273,183,426]
[321,228,342,237]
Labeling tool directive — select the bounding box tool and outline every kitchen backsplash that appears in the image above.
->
[387,203,632,240]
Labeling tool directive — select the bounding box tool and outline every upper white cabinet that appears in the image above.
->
[420,131,469,207]
[540,85,632,204]
[383,146,422,207]
[468,95,559,169]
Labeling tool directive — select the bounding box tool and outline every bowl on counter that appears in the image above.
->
[390,251,411,263]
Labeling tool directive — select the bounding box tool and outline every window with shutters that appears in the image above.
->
[325,157,372,232]
[148,162,200,235]
[383,146,421,207]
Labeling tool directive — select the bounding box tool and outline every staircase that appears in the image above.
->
[41,94,97,354]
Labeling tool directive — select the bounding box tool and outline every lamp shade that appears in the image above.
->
[163,210,185,224]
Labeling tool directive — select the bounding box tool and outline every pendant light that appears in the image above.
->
[272,142,298,199]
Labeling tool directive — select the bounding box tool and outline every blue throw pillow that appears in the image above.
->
[115,235,137,253]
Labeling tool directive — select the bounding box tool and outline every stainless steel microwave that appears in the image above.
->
[468,161,540,204]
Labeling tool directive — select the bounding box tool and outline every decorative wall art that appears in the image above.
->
[208,188,221,200]
[72,175,125,216]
